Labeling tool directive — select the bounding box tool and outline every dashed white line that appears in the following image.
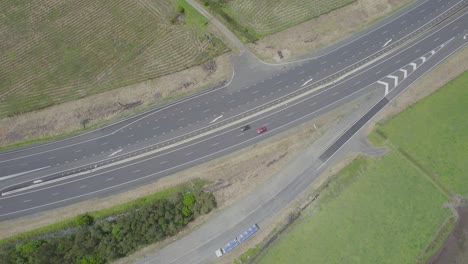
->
[298,71,305,75]
[73,150,82,153]
[286,113,294,117]
[108,149,122,157]
[320,61,327,65]
[105,178,114,181]
[160,161,168,165]
[211,142,219,147]
[210,115,224,123]
[178,118,185,122]
[185,152,194,156]
[24,200,32,203]
[131,170,141,173]
[48,157,55,160]
[100,142,108,146]
[203,109,211,113]
[80,186,86,189]
[52,193,60,196]
[152,126,159,130]
[301,78,314,87]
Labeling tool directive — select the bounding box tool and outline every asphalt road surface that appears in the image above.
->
[0,0,466,236]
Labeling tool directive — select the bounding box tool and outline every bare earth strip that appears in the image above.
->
[0,54,231,147]
[0,90,357,241]
[248,0,416,62]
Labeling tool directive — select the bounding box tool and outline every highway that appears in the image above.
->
[0,0,467,237]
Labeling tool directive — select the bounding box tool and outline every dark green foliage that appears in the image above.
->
[76,214,94,226]
[177,5,185,13]
[0,190,216,264]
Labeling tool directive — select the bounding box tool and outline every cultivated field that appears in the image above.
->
[370,71,468,198]
[256,154,451,264]
[0,0,225,118]
[204,0,355,40]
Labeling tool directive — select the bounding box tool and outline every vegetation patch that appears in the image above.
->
[0,0,226,118]
[202,0,355,41]
[370,71,468,197]
[0,180,216,263]
[255,153,451,264]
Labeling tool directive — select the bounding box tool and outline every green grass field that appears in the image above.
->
[204,0,355,41]
[256,72,468,264]
[370,71,468,197]
[0,0,225,117]
[256,153,451,264]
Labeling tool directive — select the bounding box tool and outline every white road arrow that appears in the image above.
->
[377,81,390,96]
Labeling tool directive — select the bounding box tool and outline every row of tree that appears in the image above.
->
[0,190,216,264]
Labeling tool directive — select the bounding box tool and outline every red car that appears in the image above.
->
[257,126,267,134]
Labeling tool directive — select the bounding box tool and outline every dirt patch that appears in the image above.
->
[0,54,232,147]
[248,0,415,62]
[427,203,468,264]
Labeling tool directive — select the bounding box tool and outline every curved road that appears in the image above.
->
[0,0,467,232]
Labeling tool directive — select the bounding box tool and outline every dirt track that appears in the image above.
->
[427,204,468,264]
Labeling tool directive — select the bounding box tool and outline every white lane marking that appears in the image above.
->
[105,178,114,181]
[415,49,421,53]
[211,142,219,147]
[301,78,314,87]
[100,142,108,146]
[203,109,211,113]
[275,81,282,84]
[382,30,388,34]
[332,92,340,96]
[0,166,51,182]
[252,91,259,94]
[227,100,235,104]
[178,118,185,122]
[127,134,134,138]
[383,38,392,47]
[387,75,399,87]
[362,40,368,44]
[210,115,224,124]
[152,126,159,130]
[418,9,425,14]
[131,170,140,173]
[463,34,468,40]
[409,62,417,70]
[108,149,122,157]
[434,37,440,42]
[185,152,194,156]
[341,50,349,55]
[298,71,305,75]
[48,156,55,160]
[237,133,244,137]
[376,70,382,75]
[2,17,460,197]
[80,186,86,189]
[24,200,31,203]
[377,81,389,96]
[430,50,436,55]
[73,150,81,153]
[399,69,408,78]
[52,193,60,196]
[320,61,327,65]
[160,161,167,164]
[354,81,361,85]
[286,113,294,117]
[2,22,462,214]
[452,26,458,31]
[420,56,427,63]
[400,20,406,24]
[33,180,43,184]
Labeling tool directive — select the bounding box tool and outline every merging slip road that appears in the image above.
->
[0,1,467,255]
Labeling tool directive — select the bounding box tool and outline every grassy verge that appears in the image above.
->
[371,71,468,197]
[256,153,451,264]
[0,179,207,246]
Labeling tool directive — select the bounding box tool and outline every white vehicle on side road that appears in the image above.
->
[215,224,259,257]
